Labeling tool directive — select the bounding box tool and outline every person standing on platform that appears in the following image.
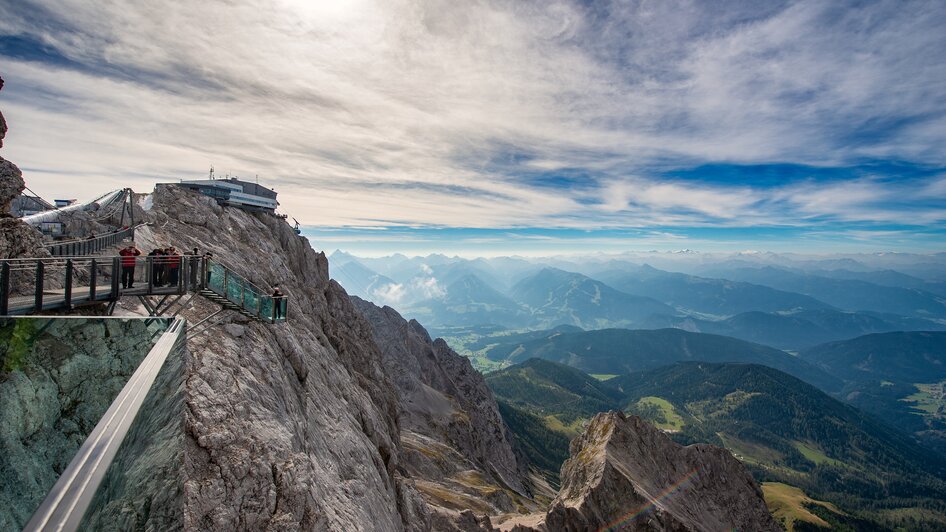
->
[166,247,181,286]
[272,286,286,320]
[119,244,141,289]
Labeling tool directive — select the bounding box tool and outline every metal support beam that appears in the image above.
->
[138,295,157,316]
[34,261,44,312]
[64,259,73,309]
[0,262,9,316]
[89,259,97,303]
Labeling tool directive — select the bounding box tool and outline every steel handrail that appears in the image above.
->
[23,318,186,532]
[47,223,147,247]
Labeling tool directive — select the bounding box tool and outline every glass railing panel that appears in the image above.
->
[226,277,243,305]
[0,317,174,531]
[243,289,260,315]
[78,321,185,531]
[207,263,225,294]
[260,297,274,322]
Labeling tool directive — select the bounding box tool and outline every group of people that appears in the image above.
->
[118,243,286,320]
[118,244,205,289]
[148,246,186,287]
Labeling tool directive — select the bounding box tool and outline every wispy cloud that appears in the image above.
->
[0,0,944,245]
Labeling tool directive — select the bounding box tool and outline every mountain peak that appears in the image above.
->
[512,411,778,531]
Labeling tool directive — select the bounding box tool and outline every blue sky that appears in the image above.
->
[1,0,945,255]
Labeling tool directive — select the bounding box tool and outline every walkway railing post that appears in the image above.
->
[64,259,73,309]
[35,261,45,312]
[147,256,154,292]
[0,262,9,316]
[89,259,98,303]
[111,257,120,298]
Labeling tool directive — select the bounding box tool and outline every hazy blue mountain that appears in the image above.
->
[810,268,946,298]
[800,331,946,384]
[483,327,841,392]
[433,261,508,293]
[705,266,946,319]
[510,268,675,328]
[332,259,401,303]
[404,274,530,327]
[596,264,833,316]
[640,308,946,350]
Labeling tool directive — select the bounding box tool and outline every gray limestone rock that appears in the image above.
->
[352,298,536,526]
[1,156,24,216]
[136,184,430,531]
[536,411,779,532]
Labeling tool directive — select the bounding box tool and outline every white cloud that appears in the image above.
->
[411,275,445,300]
[371,282,405,305]
[0,0,944,232]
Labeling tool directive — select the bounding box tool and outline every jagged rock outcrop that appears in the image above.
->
[0,76,49,268]
[352,299,538,527]
[128,184,430,530]
[506,411,778,531]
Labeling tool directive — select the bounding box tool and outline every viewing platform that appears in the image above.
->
[0,256,288,324]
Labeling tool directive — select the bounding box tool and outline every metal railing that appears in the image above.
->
[23,318,186,531]
[46,225,141,257]
[0,255,288,323]
[206,259,288,323]
[0,255,198,316]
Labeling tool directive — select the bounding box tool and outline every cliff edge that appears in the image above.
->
[352,298,544,529]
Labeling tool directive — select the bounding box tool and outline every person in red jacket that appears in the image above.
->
[119,244,141,289]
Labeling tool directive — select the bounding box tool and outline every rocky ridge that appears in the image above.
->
[504,411,778,531]
[351,298,543,528]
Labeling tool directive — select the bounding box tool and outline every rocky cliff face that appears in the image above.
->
[504,411,778,532]
[351,299,538,527]
[127,185,429,530]
[0,77,48,261]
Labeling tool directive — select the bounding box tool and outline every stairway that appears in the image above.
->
[198,288,264,321]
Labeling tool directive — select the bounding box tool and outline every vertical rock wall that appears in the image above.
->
[352,298,537,527]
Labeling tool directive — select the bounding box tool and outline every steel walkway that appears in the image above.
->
[0,256,288,323]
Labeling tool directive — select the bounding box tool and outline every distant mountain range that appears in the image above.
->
[704,266,946,319]
[639,308,945,350]
[331,253,946,351]
[509,268,675,328]
[405,274,531,327]
[481,327,842,392]
[596,264,832,316]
